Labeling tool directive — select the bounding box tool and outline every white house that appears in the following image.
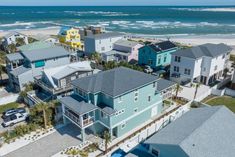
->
[102,40,143,62]
[170,43,232,85]
[84,32,124,54]
[2,32,29,51]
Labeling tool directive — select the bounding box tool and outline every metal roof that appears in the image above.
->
[114,40,141,48]
[18,41,53,51]
[156,79,176,92]
[145,106,235,157]
[21,46,69,62]
[85,32,124,40]
[141,41,177,53]
[72,67,157,97]
[172,43,232,59]
[59,95,97,115]
[10,66,31,77]
[6,53,24,61]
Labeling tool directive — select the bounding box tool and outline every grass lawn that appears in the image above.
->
[205,96,235,113]
[0,102,20,114]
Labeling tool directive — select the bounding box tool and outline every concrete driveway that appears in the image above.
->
[4,124,82,157]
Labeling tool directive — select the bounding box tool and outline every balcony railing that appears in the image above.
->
[34,77,73,95]
[64,110,82,127]
[64,109,95,128]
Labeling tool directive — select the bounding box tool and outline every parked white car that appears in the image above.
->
[2,112,29,127]
[144,65,153,73]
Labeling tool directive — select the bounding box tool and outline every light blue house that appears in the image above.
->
[138,41,178,70]
[60,67,165,142]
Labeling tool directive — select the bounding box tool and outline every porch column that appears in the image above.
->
[81,128,85,143]
[109,128,113,140]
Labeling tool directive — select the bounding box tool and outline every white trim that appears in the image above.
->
[112,100,161,128]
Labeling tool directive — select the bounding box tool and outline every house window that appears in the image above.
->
[148,59,153,65]
[134,90,139,102]
[101,47,105,51]
[152,148,160,157]
[118,96,123,103]
[99,40,101,44]
[134,108,138,113]
[203,67,206,71]
[148,96,151,102]
[35,60,45,68]
[158,56,161,64]
[121,122,126,129]
[164,55,167,62]
[174,56,181,62]
[184,69,191,75]
[214,65,218,71]
[174,66,179,72]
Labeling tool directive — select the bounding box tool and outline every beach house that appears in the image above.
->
[59,67,164,142]
[84,32,124,54]
[102,40,143,62]
[138,41,178,70]
[6,42,71,92]
[27,61,96,105]
[144,106,235,157]
[1,31,29,52]
[59,27,82,49]
[170,43,232,85]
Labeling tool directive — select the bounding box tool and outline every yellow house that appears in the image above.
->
[59,27,82,49]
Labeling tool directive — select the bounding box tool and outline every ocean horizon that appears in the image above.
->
[0,6,235,36]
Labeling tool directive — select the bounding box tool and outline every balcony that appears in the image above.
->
[34,76,73,95]
[64,106,95,128]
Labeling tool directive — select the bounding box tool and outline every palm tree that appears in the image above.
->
[91,52,101,64]
[174,83,182,99]
[7,44,16,53]
[35,103,49,129]
[103,131,111,154]
[193,83,201,100]
[15,38,26,47]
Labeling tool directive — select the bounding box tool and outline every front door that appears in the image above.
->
[151,106,158,117]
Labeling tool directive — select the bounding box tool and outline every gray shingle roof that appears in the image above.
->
[156,79,176,92]
[172,43,232,59]
[86,32,124,40]
[102,106,116,115]
[72,67,157,97]
[59,95,97,115]
[10,66,31,77]
[6,53,24,61]
[145,106,235,157]
[114,40,140,48]
[21,46,69,62]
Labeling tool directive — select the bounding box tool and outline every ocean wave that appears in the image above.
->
[0,21,59,27]
[64,10,138,16]
[171,7,235,12]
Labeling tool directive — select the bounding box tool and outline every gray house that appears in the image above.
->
[2,32,29,52]
[26,61,96,105]
[6,42,71,92]
[145,106,235,157]
[84,32,124,54]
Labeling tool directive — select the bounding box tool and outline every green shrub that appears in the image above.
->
[0,102,20,114]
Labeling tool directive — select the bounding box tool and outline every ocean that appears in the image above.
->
[0,6,235,36]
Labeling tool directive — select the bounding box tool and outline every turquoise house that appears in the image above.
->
[59,67,165,142]
[138,41,178,70]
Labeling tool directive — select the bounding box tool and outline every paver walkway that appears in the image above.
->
[4,124,82,157]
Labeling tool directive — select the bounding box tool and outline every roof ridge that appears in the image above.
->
[179,106,222,146]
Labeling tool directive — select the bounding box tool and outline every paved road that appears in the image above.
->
[4,124,82,157]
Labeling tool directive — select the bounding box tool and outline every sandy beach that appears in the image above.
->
[0,28,235,48]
